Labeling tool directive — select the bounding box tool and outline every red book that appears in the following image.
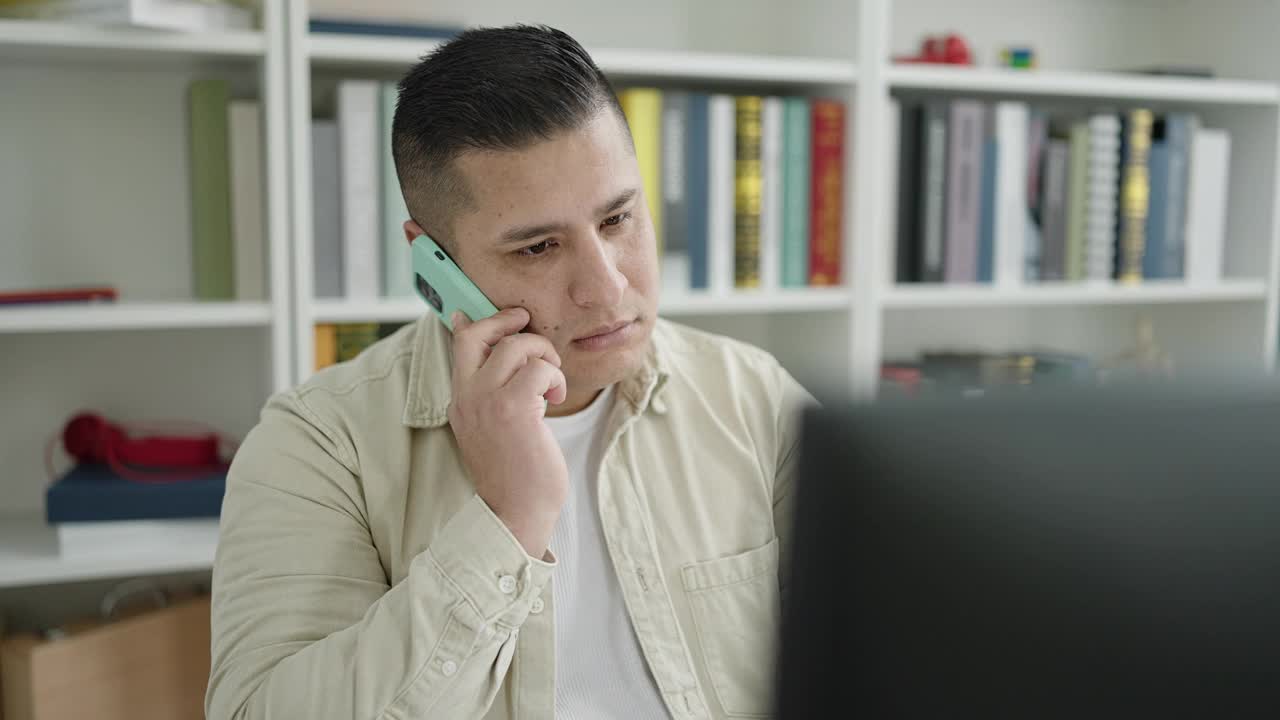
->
[809,99,845,286]
[0,286,118,305]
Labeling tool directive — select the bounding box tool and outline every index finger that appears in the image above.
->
[450,307,530,383]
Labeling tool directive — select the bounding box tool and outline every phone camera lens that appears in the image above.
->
[416,274,443,313]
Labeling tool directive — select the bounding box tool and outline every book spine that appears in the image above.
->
[708,94,736,293]
[314,323,337,372]
[809,98,845,286]
[977,118,998,284]
[189,78,234,301]
[1116,108,1154,283]
[734,96,763,288]
[335,322,381,363]
[1162,113,1197,278]
[760,97,784,291]
[894,100,921,283]
[619,88,664,257]
[311,120,344,299]
[662,91,691,293]
[1040,139,1070,281]
[381,82,414,298]
[686,94,711,291]
[782,97,812,287]
[338,80,381,299]
[1086,113,1121,282]
[228,99,266,301]
[945,100,984,283]
[1143,139,1170,279]
[1065,121,1091,282]
[919,101,948,283]
[994,102,1029,287]
[1185,128,1231,286]
[1024,110,1049,282]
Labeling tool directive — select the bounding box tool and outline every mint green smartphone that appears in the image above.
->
[411,234,500,332]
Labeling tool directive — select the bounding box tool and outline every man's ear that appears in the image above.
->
[403,219,424,246]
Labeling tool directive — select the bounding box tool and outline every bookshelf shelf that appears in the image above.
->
[0,19,265,63]
[882,280,1269,310]
[308,34,856,84]
[887,65,1280,106]
[0,302,274,334]
[0,516,218,589]
[310,289,853,325]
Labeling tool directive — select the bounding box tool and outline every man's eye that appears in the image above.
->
[603,211,632,228]
[518,240,556,257]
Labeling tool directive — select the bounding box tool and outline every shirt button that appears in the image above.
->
[498,574,517,594]
[441,660,458,677]
[530,597,545,614]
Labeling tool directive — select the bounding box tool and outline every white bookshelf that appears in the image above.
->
[4,0,1280,592]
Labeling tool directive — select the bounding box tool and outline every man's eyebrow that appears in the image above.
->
[497,188,638,245]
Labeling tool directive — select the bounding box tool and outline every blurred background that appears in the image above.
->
[2,0,1279,716]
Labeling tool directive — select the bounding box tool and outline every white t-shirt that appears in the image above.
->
[543,385,671,720]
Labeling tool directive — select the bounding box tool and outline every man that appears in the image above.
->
[207,24,813,720]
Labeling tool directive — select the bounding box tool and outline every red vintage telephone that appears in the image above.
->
[48,412,237,484]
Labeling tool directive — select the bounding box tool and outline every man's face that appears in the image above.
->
[413,109,659,396]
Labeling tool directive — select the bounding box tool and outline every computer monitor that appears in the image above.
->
[776,382,1280,718]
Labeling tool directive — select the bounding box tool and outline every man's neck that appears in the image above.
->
[546,386,603,417]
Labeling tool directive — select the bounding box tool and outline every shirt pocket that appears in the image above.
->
[680,538,781,718]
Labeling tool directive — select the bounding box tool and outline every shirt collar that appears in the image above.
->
[401,314,671,429]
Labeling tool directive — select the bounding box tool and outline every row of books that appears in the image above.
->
[618,88,846,291]
[891,99,1231,286]
[314,322,407,371]
[0,0,254,30]
[311,83,849,301]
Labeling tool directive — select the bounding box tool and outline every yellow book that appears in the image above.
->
[618,88,663,257]
[735,96,764,288]
[314,323,337,371]
[1117,109,1153,285]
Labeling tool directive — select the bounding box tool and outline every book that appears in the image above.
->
[0,0,253,31]
[1185,128,1231,287]
[1143,139,1171,280]
[46,463,226,524]
[945,100,985,283]
[314,323,337,371]
[734,95,763,288]
[381,82,414,298]
[919,101,948,283]
[618,88,664,257]
[309,18,463,39]
[1065,121,1091,282]
[809,98,845,286]
[311,119,344,299]
[1116,108,1155,283]
[1040,138,1070,281]
[1024,109,1049,282]
[993,101,1029,287]
[228,99,267,301]
[708,94,736,293]
[685,93,711,291]
[662,90,691,293]
[782,97,812,288]
[977,116,998,284]
[760,96,784,291]
[1086,113,1121,282]
[1146,113,1197,279]
[189,78,234,301]
[338,80,381,299]
[0,286,118,305]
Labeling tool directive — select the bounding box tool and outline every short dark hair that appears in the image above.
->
[391,24,628,249]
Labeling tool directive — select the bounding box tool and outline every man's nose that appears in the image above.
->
[568,236,627,308]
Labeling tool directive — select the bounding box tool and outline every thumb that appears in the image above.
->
[451,310,471,332]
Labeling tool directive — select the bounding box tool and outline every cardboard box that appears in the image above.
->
[1,595,209,720]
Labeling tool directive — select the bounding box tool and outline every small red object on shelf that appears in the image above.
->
[0,285,118,305]
[894,33,974,66]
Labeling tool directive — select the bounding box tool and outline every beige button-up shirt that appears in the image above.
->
[206,314,813,720]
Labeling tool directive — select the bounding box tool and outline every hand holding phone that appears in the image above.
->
[412,234,569,558]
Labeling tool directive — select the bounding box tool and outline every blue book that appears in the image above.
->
[1144,141,1170,279]
[46,464,226,523]
[309,19,463,39]
[686,93,711,290]
[977,135,998,283]
[1160,114,1196,278]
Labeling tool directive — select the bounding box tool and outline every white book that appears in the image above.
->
[55,518,220,557]
[994,102,1029,288]
[1185,128,1231,287]
[708,94,736,295]
[338,80,382,300]
[1086,112,1122,282]
[0,0,252,31]
[759,97,784,292]
[228,99,267,301]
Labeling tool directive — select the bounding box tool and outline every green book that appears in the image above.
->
[189,78,234,300]
[781,97,811,288]
[1065,121,1090,282]
[382,82,415,298]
